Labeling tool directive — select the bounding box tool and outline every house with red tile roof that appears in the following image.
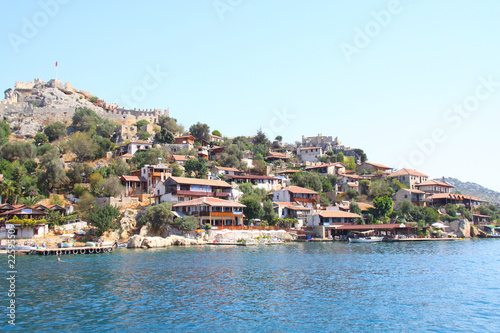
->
[389,168,428,189]
[357,161,393,174]
[154,176,233,204]
[173,197,245,228]
[272,186,319,209]
[273,202,312,228]
[414,180,454,194]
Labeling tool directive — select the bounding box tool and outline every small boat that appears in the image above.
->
[58,235,75,248]
[116,243,128,248]
[349,236,384,243]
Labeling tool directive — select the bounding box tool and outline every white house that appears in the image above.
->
[297,147,323,162]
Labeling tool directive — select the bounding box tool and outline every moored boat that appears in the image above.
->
[349,236,384,243]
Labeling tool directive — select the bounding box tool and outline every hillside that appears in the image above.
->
[439,177,500,204]
[0,78,167,138]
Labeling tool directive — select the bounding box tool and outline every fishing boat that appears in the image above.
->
[348,236,384,243]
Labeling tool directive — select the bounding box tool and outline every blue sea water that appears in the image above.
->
[1,239,500,332]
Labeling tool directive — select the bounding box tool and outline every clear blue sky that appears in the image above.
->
[1,0,500,191]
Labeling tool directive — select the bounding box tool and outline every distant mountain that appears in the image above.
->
[438,177,500,204]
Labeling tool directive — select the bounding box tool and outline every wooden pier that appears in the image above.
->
[30,246,114,256]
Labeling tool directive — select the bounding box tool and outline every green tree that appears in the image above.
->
[253,129,270,147]
[96,118,117,138]
[262,200,277,223]
[0,142,36,163]
[157,116,183,133]
[184,157,208,178]
[72,108,100,132]
[173,216,199,231]
[347,188,359,200]
[44,121,67,142]
[320,176,332,192]
[0,121,11,144]
[37,150,68,193]
[336,152,344,164]
[139,202,173,232]
[353,148,367,163]
[275,135,283,142]
[87,204,121,235]
[189,122,211,141]
[155,128,174,143]
[69,132,97,161]
[359,180,371,196]
[212,130,222,137]
[0,179,15,204]
[130,148,167,168]
[93,177,124,197]
[240,197,264,221]
[34,132,49,146]
[373,195,394,218]
[93,136,114,159]
[135,119,149,129]
[350,201,362,216]
[290,171,322,192]
[46,210,65,227]
[66,163,94,184]
[23,159,37,174]
[169,163,182,177]
[370,179,395,198]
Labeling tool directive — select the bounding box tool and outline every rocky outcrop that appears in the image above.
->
[119,209,138,239]
[128,235,144,248]
[209,229,296,243]
[457,219,471,238]
[127,234,203,248]
[142,236,173,248]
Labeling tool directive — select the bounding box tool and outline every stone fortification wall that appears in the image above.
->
[1,78,170,137]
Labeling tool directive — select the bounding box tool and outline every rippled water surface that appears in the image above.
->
[2,240,500,332]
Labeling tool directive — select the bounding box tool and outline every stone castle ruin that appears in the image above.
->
[1,78,168,138]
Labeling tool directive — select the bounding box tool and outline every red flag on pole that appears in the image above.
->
[55,61,58,67]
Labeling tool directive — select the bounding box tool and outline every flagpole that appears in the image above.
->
[55,61,58,80]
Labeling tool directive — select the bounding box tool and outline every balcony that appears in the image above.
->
[176,190,214,196]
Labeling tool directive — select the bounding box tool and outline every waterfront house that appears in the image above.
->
[154,176,233,204]
[272,186,319,209]
[0,220,48,239]
[0,206,48,221]
[173,197,245,228]
[472,213,492,225]
[33,204,66,215]
[388,168,428,189]
[316,223,416,240]
[273,202,312,228]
